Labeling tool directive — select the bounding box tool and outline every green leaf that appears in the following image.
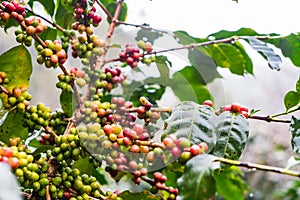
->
[171,66,212,103]
[174,31,221,83]
[156,56,171,81]
[93,168,108,185]
[234,41,254,74]
[245,37,282,70]
[0,45,32,91]
[276,34,300,67]
[284,91,300,111]
[60,91,76,118]
[32,145,54,157]
[55,1,74,29]
[296,77,300,93]
[36,0,55,16]
[213,167,249,200]
[212,112,249,160]
[119,190,162,200]
[4,18,19,32]
[177,154,218,200]
[290,116,300,155]
[135,29,163,44]
[206,43,247,75]
[164,101,217,151]
[209,28,258,39]
[0,111,29,144]
[72,157,96,175]
[107,2,128,23]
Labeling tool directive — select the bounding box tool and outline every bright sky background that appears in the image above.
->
[126,0,300,37]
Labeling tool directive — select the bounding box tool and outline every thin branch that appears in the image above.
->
[0,85,12,95]
[249,115,291,123]
[271,106,300,118]
[95,0,113,20]
[134,140,165,149]
[126,107,172,113]
[116,21,175,38]
[215,157,300,178]
[44,126,58,138]
[106,0,124,40]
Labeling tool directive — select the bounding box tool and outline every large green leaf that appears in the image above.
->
[177,154,218,200]
[55,1,74,29]
[212,112,249,160]
[72,157,96,175]
[164,101,217,151]
[213,167,249,200]
[234,41,254,74]
[296,77,300,93]
[0,111,29,144]
[171,66,212,104]
[107,2,128,22]
[120,190,162,200]
[284,91,300,111]
[209,28,258,39]
[36,0,55,16]
[274,34,300,67]
[135,29,163,44]
[0,45,32,91]
[174,31,221,83]
[60,91,76,118]
[206,43,247,75]
[290,116,300,155]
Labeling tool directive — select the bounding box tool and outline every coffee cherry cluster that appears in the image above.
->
[0,146,19,169]
[136,96,160,124]
[152,171,178,199]
[0,71,9,85]
[37,40,67,68]
[222,103,249,118]
[23,103,52,132]
[5,87,31,112]
[60,30,76,52]
[72,2,102,27]
[14,29,33,46]
[0,0,26,25]
[56,74,73,92]
[119,43,142,68]
[137,40,156,66]
[70,66,87,88]
[111,97,137,127]
[23,16,47,35]
[49,110,69,135]
[71,34,105,65]
[80,101,114,125]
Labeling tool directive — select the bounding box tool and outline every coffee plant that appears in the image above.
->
[0,0,299,199]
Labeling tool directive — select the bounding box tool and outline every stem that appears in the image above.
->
[116,21,175,38]
[95,0,113,20]
[44,126,58,138]
[248,115,291,123]
[106,0,124,40]
[271,105,300,118]
[215,157,300,178]
[0,85,12,95]
[45,185,51,200]
[134,140,165,149]
[126,107,172,113]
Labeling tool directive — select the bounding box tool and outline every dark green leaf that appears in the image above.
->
[0,111,29,144]
[209,28,258,39]
[296,77,300,93]
[245,37,282,70]
[135,29,163,44]
[284,91,300,111]
[164,101,217,151]
[213,167,249,200]
[93,168,108,185]
[177,154,218,200]
[174,31,221,83]
[0,45,32,91]
[60,91,76,118]
[36,0,55,16]
[290,116,300,155]
[72,157,96,175]
[172,66,212,103]
[4,19,19,32]
[55,1,74,29]
[234,41,254,74]
[107,2,128,23]
[206,43,247,75]
[212,112,249,160]
[156,56,171,81]
[32,145,53,157]
[120,190,162,200]
[275,34,300,67]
